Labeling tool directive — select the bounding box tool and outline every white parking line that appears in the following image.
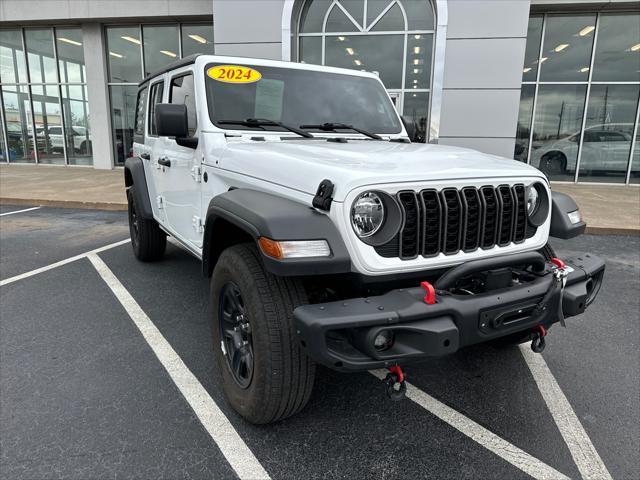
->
[0,239,130,287]
[370,370,570,480]
[0,206,41,217]
[520,345,613,480]
[87,253,270,480]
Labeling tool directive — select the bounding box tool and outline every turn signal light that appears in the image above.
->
[258,237,331,259]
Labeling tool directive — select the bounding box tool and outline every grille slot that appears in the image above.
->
[374,184,538,259]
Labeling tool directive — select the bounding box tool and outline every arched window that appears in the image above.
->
[297,0,436,142]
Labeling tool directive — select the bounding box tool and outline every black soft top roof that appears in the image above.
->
[138,54,201,87]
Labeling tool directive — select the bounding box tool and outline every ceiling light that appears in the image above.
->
[109,51,123,58]
[580,67,589,73]
[413,85,417,89]
[554,44,569,52]
[413,46,420,54]
[413,93,417,97]
[121,35,141,45]
[578,25,595,36]
[539,57,548,63]
[354,59,362,66]
[631,43,640,52]
[160,50,177,57]
[413,68,421,74]
[414,35,421,39]
[338,36,345,41]
[58,37,82,46]
[413,79,418,83]
[188,34,207,44]
[413,59,420,65]
[523,67,532,73]
[345,47,354,55]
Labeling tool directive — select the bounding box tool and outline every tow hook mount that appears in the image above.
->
[384,365,407,401]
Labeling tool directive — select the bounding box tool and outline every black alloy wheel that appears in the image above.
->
[218,282,254,389]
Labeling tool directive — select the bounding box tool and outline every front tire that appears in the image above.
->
[211,243,315,424]
[127,186,166,262]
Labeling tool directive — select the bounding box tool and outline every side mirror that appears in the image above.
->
[401,116,416,141]
[156,103,188,138]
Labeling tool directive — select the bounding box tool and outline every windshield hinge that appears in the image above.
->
[312,179,334,211]
[191,165,202,183]
[192,215,204,233]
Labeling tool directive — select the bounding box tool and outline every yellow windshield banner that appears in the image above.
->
[207,65,262,84]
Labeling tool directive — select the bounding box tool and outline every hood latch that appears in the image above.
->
[312,179,334,211]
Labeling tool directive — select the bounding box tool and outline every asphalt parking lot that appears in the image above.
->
[1,205,638,480]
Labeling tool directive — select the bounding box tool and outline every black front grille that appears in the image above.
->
[375,184,534,260]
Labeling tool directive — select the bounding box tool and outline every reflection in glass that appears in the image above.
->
[1,115,6,161]
[630,133,640,184]
[402,0,435,30]
[24,28,58,84]
[592,13,640,82]
[339,0,364,26]
[143,25,180,77]
[405,34,432,89]
[2,86,35,163]
[0,30,28,83]
[62,84,92,166]
[402,92,429,142]
[56,28,85,83]
[106,26,143,83]
[31,85,64,164]
[366,0,392,27]
[300,37,322,65]
[109,85,138,166]
[514,85,535,162]
[522,17,542,82]
[300,0,331,33]
[325,35,404,88]
[529,84,587,181]
[181,25,215,57]
[326,4,358,32]
[539,15,596,82]
[578,85,640,183]
[369,3,404,31]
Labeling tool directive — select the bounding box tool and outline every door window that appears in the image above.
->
[134,85,148,140]
[169,74,197,137]
[147,81,164,136]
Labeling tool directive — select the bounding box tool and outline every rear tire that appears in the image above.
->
[211,243,315,424]
[491,243,557,347]
[127,186,166,262]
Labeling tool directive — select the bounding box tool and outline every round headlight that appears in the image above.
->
[527,185,539,216]
[351,192,385,237]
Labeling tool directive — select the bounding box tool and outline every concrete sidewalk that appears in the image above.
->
[1,164,638,234]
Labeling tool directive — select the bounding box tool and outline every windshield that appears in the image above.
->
[204,63,402,135]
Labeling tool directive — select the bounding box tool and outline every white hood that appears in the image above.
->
[217,138,547,201]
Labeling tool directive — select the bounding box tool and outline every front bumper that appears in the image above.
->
[294,252,605,371]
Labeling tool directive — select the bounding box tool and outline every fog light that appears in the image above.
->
[567,210,582,225]
[373,330,394,352]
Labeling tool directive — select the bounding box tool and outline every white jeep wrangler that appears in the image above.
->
[125,55,604,424]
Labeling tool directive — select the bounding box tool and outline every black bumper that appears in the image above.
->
[293,253,605,372]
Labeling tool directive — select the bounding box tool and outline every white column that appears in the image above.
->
[82,23,114,169]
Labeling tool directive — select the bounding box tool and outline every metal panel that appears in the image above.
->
[447,0,531,39]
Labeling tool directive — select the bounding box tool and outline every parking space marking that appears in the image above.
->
[520,345,613,480]
[0,206,41,217]
[87,253,270,480]
[0,239,130,287]
[370,370,570,480]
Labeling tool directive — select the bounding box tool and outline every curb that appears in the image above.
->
[2,197,638,236]
[0,197,127,212]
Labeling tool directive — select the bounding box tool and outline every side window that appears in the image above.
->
[134,86,148,139]
[169,74,197,137]
[148,81,164,137]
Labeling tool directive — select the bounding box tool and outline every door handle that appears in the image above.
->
[158,157,171,167]
[140,152,150,160]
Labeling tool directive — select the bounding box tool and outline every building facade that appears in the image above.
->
[1,0,638,185]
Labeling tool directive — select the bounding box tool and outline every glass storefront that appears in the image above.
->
[0,27,91,165]
[516,12,640,184]
[297,0,435,142]
[106,23,214,165]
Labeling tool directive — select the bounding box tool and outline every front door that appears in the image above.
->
[156,69,203,248]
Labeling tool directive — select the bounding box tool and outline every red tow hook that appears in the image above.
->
[531,324,547,353]
[420,281,436,305]
[551,257,566,270]
[384,365,407,401]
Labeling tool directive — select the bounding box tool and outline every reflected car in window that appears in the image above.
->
[530,123,636,176]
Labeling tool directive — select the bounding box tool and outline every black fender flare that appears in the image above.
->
[202,189,351,277]
[124,157,153,219]
[549,191,586,239]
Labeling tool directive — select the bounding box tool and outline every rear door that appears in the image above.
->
[155,69,203,247]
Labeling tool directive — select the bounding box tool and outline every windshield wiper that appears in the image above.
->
[299,122,382,140]
[217,118,314,138]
